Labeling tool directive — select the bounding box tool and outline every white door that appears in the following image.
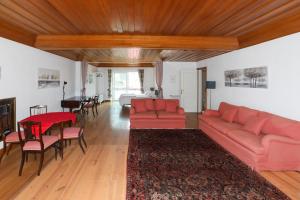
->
[180,70,197,112]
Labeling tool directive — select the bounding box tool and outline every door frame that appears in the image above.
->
[197,67,207,113]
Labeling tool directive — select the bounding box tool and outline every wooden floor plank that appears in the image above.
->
[0,102,298,199]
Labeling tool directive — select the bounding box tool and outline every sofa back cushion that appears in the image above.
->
[155,99,166,110]
[243,116,270,135]
[144,99,155,111]
[165,99,179,112]
[260,113,300,140]
[237,106,259,125]
[131,99,147,113]
[218,102,238,115]
[221,108,238,123]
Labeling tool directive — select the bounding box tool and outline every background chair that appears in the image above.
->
[60,113,87,154]
[30,105,47,116]
[18,121,61,176]
[83,98,95,117]
[94,95,100,115]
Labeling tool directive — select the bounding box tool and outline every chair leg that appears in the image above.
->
[92,107,95,118]
[0,142,7,163]
[69,140,71,145]
[60,141,64,160]
[82,135,87,148]
[95,105,98,115]
[6,143,13,155]
[78,137,85,154]
[19,152,26,176]
[55,147,57,160]
[64,140,67,147]
[25,152,28,162]
[37,151,44,176]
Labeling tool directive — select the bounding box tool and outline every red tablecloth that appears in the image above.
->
[21,112,76,135]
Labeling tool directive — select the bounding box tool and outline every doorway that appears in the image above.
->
[112,71,141,100]
[180,70,197,112]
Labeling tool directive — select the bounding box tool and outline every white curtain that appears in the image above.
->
[81,61,88,97]
[154,60,163,98]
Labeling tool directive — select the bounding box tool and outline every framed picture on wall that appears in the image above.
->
[224,66,268,89]
[38,68,60,89]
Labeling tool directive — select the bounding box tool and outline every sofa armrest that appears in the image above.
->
[177,107,185,115]
[130,107,136,115]
[261,135,300,167]
[262,135,300,148]
[202,109,220,117]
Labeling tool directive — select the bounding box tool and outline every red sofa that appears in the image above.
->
[199,102,300,171]
[130,98,186,129]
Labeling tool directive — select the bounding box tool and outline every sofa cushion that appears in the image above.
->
[221,109,238,123]
[203,109,221,117]
[227,130,265,154]
[261,115,300,140]
[201,116,242,134]
[134,100,147,113]
[218,102,238,115]
[155,99,166,110]
[157,111,185,119]
[165,99,179,112]
[130,111,157,119]
[237,106,258,125]
[145,99,155,111]
[243,116,270,135]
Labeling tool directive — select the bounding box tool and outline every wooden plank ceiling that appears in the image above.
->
[0,0,300,67]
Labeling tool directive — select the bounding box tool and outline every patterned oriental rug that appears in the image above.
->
[127,129,290,200]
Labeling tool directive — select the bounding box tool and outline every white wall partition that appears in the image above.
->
[0,37,76,122]
[197,32,300,120]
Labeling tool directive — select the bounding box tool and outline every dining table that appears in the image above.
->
[20,112,77,135]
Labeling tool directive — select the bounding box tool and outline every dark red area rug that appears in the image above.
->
[127,129,290,200]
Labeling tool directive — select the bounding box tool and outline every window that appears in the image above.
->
[112,71,141,100]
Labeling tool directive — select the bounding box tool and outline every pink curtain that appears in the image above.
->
[81,61,88,97]
[154,60,163,98]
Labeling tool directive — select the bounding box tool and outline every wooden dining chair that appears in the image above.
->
[30,105,47,116]
[83,98,95,117]
[18,121,61,176]
[59,113,87,155]
[0,104,24,162]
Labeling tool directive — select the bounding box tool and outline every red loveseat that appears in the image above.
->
[130,99,186,129]
[199,102,300,171]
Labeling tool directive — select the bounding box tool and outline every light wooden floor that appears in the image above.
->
[0,102,299,200]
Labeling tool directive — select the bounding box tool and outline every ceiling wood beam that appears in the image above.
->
[0,20,35,46]
[95,63,153,68]
[35,34,239,50]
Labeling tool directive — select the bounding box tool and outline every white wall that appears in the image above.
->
[0,37,76,122]
[162,62,198,111]
[95,67,155,100]
[197,32,300,121]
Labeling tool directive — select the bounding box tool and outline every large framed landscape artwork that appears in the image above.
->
[225,66,268,89]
